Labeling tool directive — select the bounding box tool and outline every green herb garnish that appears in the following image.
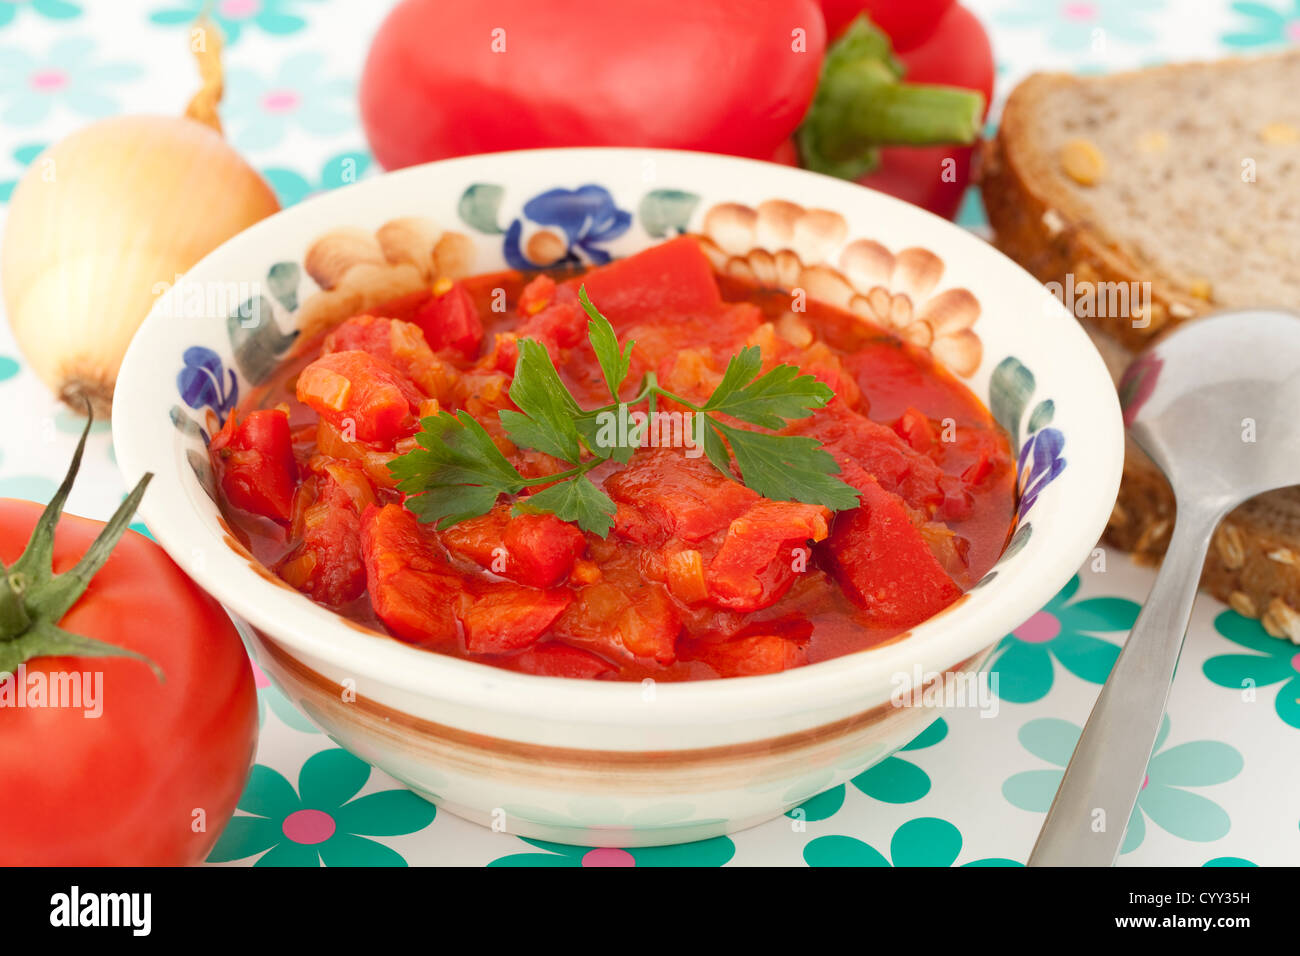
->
[388,286,859,536]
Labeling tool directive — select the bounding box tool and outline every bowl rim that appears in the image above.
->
[113,146,1124,730]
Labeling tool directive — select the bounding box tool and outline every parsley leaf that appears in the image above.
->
[404,484,505,530]
[710,421,860,511]
[703,348,835,429]
[388,410,527,527]
[503,339,583,462]
[390,410,525,493]
[578,285,633,400]
[514,474,617,537]
[576,406,638,464]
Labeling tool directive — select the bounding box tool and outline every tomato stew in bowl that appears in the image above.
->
[210,235,1015,681]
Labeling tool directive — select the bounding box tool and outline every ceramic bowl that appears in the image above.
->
[113,148,1122,847]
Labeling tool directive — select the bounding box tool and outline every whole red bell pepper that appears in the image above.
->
[802,2,995,219]
[360,0,991,220]
[362,0,828,167]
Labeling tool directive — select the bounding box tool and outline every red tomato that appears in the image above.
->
[0,501,257,865]
[554,570,680,665]
[209,408,297,523]
[502,513,586,588]
[361,0,826,170]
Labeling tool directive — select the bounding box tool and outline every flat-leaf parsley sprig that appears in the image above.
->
[388,285,859,536]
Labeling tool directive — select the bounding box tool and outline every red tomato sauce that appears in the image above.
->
[211,236,1016,681]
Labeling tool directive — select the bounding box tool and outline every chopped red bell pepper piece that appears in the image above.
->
[209,408,298,523]
[824,477,961,628]
[413,282,483,358]
[296,349,423,444]
[322,314,451,399]
[462,583,572,655]
[360,503,462,646]
[440,506,587,588]
[694,633,807,677]
[605,449,759,544]
[563,236,722,327]
[705,501,831,612]
[512,642,616,679]
[278,471,366,606]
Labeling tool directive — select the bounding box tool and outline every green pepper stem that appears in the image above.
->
[798,15,985,180]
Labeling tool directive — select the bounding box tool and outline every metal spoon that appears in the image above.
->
[1029,309,1300,866]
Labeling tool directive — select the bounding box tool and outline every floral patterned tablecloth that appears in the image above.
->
[0,0,1296,867]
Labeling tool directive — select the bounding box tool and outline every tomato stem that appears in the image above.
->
[25,472,153,625]
[0,565,30,635]
[0,409,162,680]
[798,16,985,180]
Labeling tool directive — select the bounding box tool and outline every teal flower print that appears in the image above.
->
[0,36,142,125]
[1223,0,1300,48]
[1003,716,1242,854]
[262,149,372,206]
[1205,856,1256,866]
[0,0,81,30]
[149,0,318,45]
[988,575,1138,703]
[804,818,1021,867]
[998,0,1164,52]
[1203,608,1300,730]
[223,51,352,151]
[489,835,735,867]
[1,142,43,202]
[207,748,436,866]
[788,718,949,822]
[0,354,19,381]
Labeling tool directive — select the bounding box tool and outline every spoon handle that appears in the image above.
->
[1028,504,1222,866]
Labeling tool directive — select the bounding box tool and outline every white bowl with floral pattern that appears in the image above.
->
[113,148,1122,847]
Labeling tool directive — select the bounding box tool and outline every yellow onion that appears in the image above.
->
[1,21,279,417]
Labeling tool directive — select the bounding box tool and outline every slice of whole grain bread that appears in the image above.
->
[982,53,1300,644]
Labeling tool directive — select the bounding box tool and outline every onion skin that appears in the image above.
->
[1,115,280,418]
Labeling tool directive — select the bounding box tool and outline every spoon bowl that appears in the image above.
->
[1031,309,1300,866]
[1124,310,1300,506]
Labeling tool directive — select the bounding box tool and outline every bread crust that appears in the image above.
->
[980,72,1216,350]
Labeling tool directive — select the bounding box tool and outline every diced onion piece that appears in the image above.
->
[323,462,377,512]
[299,366,352,412]
[570,558,603,586]
[666,548,708,603]
[278,550,318,589]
